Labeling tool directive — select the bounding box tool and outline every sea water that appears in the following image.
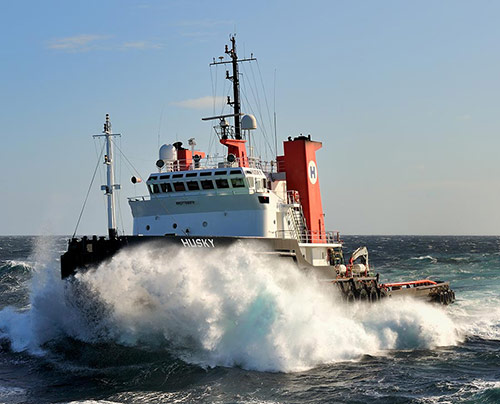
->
[0,235,498,403]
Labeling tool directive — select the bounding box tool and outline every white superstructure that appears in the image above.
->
[130,166,280,238]
[125,36,344,268]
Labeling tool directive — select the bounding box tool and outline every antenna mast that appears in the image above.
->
[210,35,256,140]
[94,114,121,239]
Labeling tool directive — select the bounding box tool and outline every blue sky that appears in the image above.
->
[1,0,500,235]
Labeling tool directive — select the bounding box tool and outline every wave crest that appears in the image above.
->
[71,244,461,371]
[0,242,465,372]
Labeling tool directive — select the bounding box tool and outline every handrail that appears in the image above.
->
[128,195,149,201]
[286,190,301,205]
[275,229,341,244]
[156,156,276,173]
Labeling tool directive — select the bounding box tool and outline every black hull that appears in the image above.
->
[61,235,455,304]
[60,235,311,279]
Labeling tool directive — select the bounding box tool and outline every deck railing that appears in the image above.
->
[286,190,301,205]
[275,230,341,244]
[159,156,277,173]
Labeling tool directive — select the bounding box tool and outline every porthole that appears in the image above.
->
[203,221,208,227]
[173,223,177,229]
[146,225,150,231]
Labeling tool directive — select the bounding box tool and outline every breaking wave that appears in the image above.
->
[410,255,438,263]
[70,244,463,371]
[0,240,469,372]
[1,260,33,270]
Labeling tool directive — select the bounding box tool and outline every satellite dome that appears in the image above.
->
[241,114,257,130]
[159,144,177,161]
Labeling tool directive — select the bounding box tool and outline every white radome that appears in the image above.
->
[241,114,257,130]
[159,144,177,161]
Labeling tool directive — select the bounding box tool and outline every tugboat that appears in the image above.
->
[61,36,455,305]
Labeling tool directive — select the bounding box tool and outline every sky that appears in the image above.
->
[1,0,500,236]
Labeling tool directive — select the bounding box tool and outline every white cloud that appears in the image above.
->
[47,35,163,52]
[47,34,109,52]
[172,96,226,110]
[121,41,163,50]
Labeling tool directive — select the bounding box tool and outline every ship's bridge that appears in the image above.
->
[144,167,268,197]
[128,165,281,238]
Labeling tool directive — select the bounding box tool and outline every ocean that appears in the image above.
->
[0,235,499,403]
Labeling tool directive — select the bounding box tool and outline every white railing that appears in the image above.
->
[128,195,149,202]
[159,156,277,173]
[275,230,341,244]
[286,190,301,205]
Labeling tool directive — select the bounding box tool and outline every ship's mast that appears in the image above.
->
[210,35,256,140]
[94,114,121,239]
[228,37,241,139]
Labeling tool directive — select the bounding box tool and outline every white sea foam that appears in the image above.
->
[0,236,71,353]
[2,260,33,270]
[67,243,461,371]
[64,401,123,404]
[0,241,492,372]
[0,385,26,398]
[450,294,500,340]
[411,255,438,263]
[417,379,500,403]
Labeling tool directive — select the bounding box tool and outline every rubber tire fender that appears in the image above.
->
[369,287,379,302]
[346,290,356,303]
[358,288,369,301]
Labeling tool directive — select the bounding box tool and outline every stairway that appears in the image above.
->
[288,205,308,242]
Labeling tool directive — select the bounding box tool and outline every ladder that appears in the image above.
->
[287,205,308,242]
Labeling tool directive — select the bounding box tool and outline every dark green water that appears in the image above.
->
[0,235,498,403]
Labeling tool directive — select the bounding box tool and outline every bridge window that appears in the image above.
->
[160,174,170,179]
[160,183,172,193]
[255,178,265,192]
[172,173,184,179]
[200,172,212,177]
[230,170,241,175]
[258,196,269,204]
[201,179,215,190]
[215,178,229,189]
[186,172,198,177]
[231,178,245,188]
[173,182,186,192]
[152,184,160,194]
[215,171,227,176]
[186,181,200,191]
